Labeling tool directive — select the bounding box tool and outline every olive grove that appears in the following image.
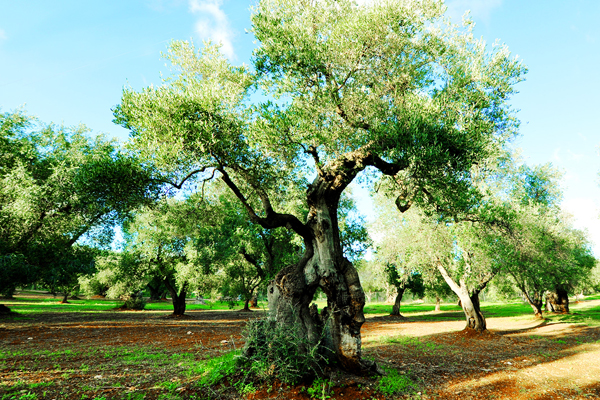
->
[113,0,525,371]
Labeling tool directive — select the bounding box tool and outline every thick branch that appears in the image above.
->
[436,260,462,295]
[241,248,265,279]
[218,167,311,239]
[365,153,408,176]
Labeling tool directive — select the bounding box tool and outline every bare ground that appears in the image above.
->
[1,296,600,399]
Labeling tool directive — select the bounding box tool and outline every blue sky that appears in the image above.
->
[1,0,599,254]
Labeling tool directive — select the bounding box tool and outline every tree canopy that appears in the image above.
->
[0,109,159,297]
[114,0,525,372]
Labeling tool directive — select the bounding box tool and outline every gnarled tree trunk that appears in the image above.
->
[462,291,486,331]
[546,286,569,313]
[267,176,374,373]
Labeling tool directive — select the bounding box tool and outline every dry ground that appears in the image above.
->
[1,295,600,399]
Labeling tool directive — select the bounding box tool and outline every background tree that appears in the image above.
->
[370,194,427,316]
[379,181,512,333]
[117,194,226,316]
[384,263,424,317]
[0,109,158,298]
[38,246,97,303]
[114,0,524,371]
[494,162,596,317]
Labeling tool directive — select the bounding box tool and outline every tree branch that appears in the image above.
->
[154,167,212,190]
[218,167,312,239]
[436,259,462,295]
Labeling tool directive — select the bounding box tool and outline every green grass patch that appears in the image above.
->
[378,367,418,396]
[189,350,240,387]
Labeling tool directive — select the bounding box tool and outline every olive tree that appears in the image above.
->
[0,109,158,299]
[114,0,524,371]
[378,204,506,332]
[116,194,228,316]
[497,205,596,318]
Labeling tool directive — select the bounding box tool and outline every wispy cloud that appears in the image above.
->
[444,0,502,24]
[0,28,7,41]
[188,0,235,59]
[553,147,562,162]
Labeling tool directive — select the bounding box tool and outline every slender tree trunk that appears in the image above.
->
[243,297,251,311]
[164,279,186,316]
[530,303,544,319]
[391,287,405,316]
[522,291,544,319]
[60,292,69,304]
[437,263,486,332]
[435,297,441,312]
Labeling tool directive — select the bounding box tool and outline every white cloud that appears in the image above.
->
[562,197,600,257]
[188,0,236,59]
[444,0,502,24]
[552,147,562,162]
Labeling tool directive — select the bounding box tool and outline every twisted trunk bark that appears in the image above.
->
[462,292,486,331]
[267,176,374,373]
[547,286,569,313]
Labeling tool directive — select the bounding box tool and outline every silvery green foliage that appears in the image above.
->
[114,0,526,366]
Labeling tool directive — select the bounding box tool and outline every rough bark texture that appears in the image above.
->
[547,287,570,313]
[243,297,251,312]
[225,150,398,373]
[267,172,375,373]
[391,288,405,316]
[462,292,486,331]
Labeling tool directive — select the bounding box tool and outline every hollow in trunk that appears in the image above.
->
[546,287,569,313]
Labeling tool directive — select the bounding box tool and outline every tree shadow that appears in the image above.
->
[364,317,600,399]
